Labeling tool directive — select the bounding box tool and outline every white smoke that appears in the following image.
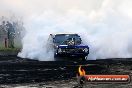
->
[1,0,132,60]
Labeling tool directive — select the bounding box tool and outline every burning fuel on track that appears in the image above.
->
[1,0,132,61]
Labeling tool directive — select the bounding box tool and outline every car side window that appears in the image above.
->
[74,36,82,44]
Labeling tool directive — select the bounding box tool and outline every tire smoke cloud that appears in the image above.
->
[1,0,132,60]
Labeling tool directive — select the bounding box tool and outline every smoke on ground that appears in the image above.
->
[1,0,132,60]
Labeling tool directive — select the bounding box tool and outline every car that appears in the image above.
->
[46,34,89,61]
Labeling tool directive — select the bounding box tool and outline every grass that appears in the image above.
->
[0,47,21,51]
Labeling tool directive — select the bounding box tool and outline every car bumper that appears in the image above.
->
[56,52,89,57]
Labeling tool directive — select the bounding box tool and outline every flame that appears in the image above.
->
[78,65,86,76]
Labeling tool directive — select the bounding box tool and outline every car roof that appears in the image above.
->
[50,34,80,38]
[51,34,79,36]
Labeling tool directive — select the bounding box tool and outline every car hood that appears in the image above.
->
[58,44,89,49]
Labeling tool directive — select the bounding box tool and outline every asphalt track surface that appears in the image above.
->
[0,55,132,88]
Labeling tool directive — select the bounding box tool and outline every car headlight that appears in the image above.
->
[84,48,88,52]
[58,48,62,53]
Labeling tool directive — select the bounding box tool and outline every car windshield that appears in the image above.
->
[54,34,81,45]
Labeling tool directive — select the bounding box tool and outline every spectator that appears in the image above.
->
[0,21,7,33]
[6,21,15,48]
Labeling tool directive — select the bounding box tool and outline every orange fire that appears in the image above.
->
[78,65,86,76]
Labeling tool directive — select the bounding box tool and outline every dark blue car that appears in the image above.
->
[47,34,89,61]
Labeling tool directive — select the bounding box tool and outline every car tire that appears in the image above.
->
[81,56,87,61]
